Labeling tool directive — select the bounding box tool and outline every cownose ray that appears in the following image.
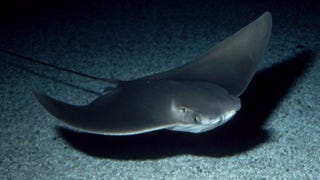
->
[33,12,272,135]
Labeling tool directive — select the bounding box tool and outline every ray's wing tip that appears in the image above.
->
[32,90,46,102]
[260,11,272,29]
[263,11,272,18]
[32,90,56,109]
[259,11,271,21]
[32,89,41,96]
[32,90,42,101]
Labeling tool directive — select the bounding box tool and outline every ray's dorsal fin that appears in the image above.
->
[142,12,272,96]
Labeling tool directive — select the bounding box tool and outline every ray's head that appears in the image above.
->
[168,82,241,133]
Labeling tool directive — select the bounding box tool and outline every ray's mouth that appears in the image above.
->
[168,108,238,133]
[200,109,237,125]
[223,109,237,122]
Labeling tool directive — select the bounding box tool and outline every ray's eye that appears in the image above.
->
[179,107,187,113]
[194,116,201,123]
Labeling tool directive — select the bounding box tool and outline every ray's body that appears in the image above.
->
[34,12,272,135]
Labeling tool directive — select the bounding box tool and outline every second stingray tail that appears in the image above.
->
[33,91,92,131]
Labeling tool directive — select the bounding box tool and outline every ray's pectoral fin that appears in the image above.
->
[33,91,92,130]
[143,12,272,96]
[33,90,173,135]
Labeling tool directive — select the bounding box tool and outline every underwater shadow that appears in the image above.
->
[57,50,315,160]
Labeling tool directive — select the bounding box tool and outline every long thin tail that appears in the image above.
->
[0,48,120,86]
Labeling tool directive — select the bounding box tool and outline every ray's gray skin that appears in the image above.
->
[34,12,272,135]
[143,12,272,96]
[34,80,240,135]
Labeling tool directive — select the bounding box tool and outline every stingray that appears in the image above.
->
[33,12,272,135]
